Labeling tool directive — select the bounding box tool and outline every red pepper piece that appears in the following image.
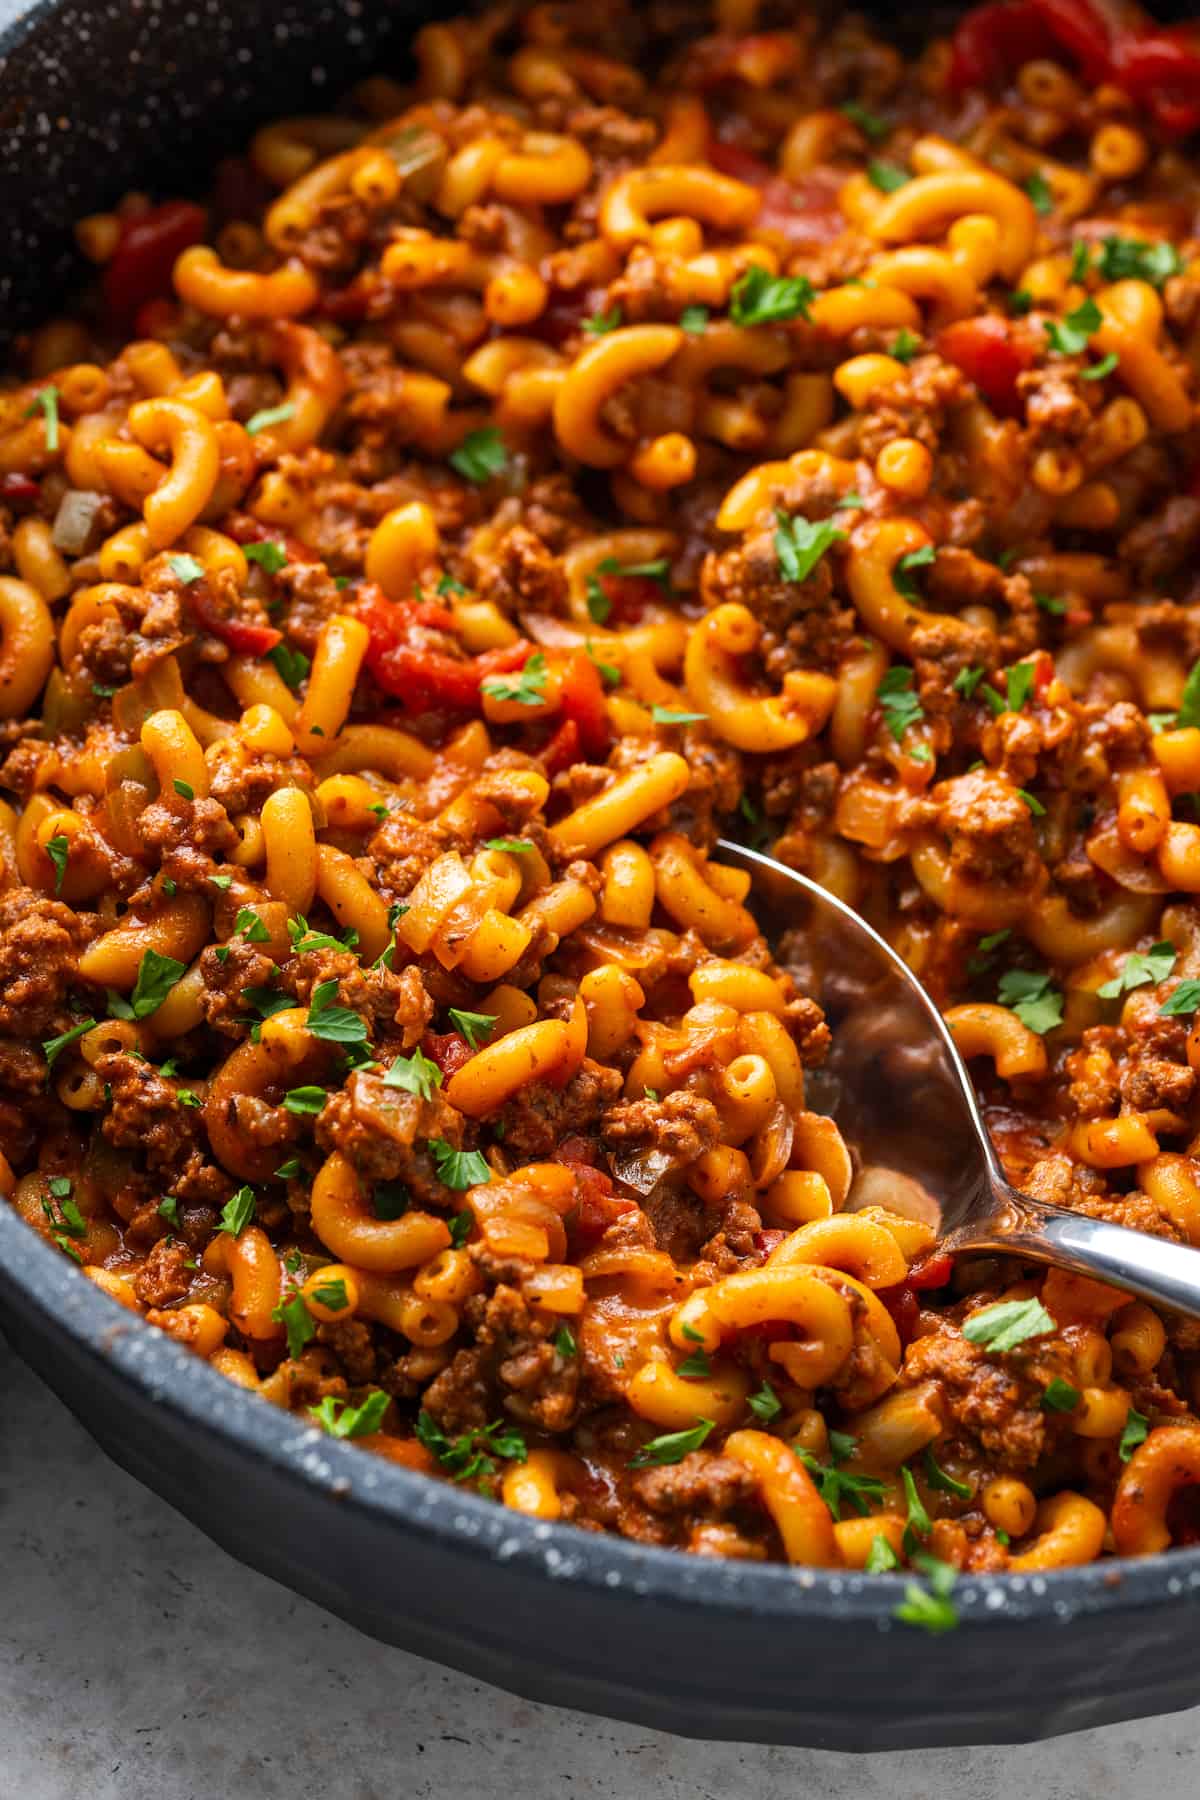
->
[103,200,207,328]
[1116,25,1200,138]
[188,584,281,656]
[907,1249,956,1290]
[421,1031,474,1079]
[949,0,1057,88]
[558,650,610,759]
[540,716,581,776]
[706,138,773,184]
[0,472,39,507]
[876,1282,921,1347]
[937,315,1034,418]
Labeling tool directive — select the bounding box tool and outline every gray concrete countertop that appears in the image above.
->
[2,1332,1197,1800]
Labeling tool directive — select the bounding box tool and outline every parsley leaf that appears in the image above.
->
[1008,288,1033,315]
[893,543,935,600]
[585,572,611,624]
[282,1085,327,1116]
[234,906,270,944]
[1006,661,1037,711]
[953,666,985,699]
[841,99,887,141]
[1069,240,1091,283]
[1160,979,1200,1018]
[128,949,186,1020]
[1045,296,1102,356]
[447,1210,473,1249]
[1097,941,1176,1000]
[288,915,358,955]
[774,511,845,583]
[1118,1407,1149,1462]
[877,665,924,742]
[215,1186,256,1237]
[245,538,288,575]
[583,304,623,335]
[865,1533,900,1573]
[1080,351,1119,382]
[1097,236,1183,288]
[485,836,534,854]
[891,328,920,364]
[245,402,297,436]
[729,264,815,326]
[677,1348,713,1379]
[481,650,547,707]
[311,1276,349,1311]
[894,1553,958,1633]
[305,978,368,1045]
[173,779,194,800]
[651,705,707,726]
[429,1139,490,1190]
[997,967,1063,1035]
[310,1390,391,1439]
[679,304,709,334]
[867,159,908,193]
[42,1016,97,1069]
[554,1324,577,1358]
[157,1196,180,1229]
[1025,170,1053,215]
[923,1446,972,1499]
[44,832,70,896]
[416,1411,526,1484]
[962,1297,1056,1353]
[168,553,204,584]
[447,1008,497,1050]
[274,1292,316,1359]
[796,1447,887,1520]
[268,642,310,688]
[1040,1376,1081,1413]
[26,385,60,450]
[1178,657,1200,731]
[449,426,508,484]
[747,1380,781,1421]
[1016,788,1045,816]
[901,1463,932,1553]
[629,1419,715,1468]
[382,1048,443,1101]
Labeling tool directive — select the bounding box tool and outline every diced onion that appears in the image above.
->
[52,488,104,554]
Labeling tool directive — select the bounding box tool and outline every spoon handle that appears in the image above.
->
[986,1197,1200,1322]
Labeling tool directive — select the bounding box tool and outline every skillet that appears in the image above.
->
[1,0,1200,1749]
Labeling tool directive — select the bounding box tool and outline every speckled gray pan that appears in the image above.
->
[1,0,1200,1750]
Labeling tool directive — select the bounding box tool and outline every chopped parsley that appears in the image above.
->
[282,1085,327,1116]
[1008,288,1033,316]
[835,491,866,510]
[274,1291,316,1359]
[729,265,815,326]
[485,836,534,854]
[429,1139,490,1190]
[1097,941,1176,1000]
[234,906,270,944]
[867,159,908,193]
[1177,658,1200,731]
[676,1347,713,1379]
[747,1380,781,1422]
[1118,1407,1149,1462]
[796,1443,887,1520]
[275,1157,303,1181]
[953,665,985,699]
[168,553,204,584]
[585,572,611,624]
[157,1196,180,1229]
[962,1296,1056,1353]
[997,967,1063,1035]
[416,1411,526,1485]
[382,1048,443,1101]
[1024,170,1053,215]
[268,642,310,689]
[679,304,709,334]
[583,304,623,335]
[288,915,359,955]
[447,1008,497,1050]
[629,1418,715,1467]
[893,543,935,599]
[42,832,70,896]
[554,1325,577,1358]
[305,978,368,1045]
[311,1276,349,1312]
[449,426,508,484]
[1160,979,1200,1018]
[1035,591,1067,615]
[923,1446,972,1500]
[209,873,234,891]
[26,385,60,450]
[246,402,297,436]
[864,1533,900,1573]
[1040,1376,1081,1413]
[113,949,187,1021]
[1045,296,1102,357]
[310,1390,391,1439]
[1006,661,1037,711]
[774,511,845,583]
[894,1552,958,1633]
[891,328,920,364]
[215,1186,257,1237]
[876,665,924,742]
[447,1210,473,1249]
[481,651,548,707]
[245,538,289,575]
[173,779,194,801]
[1097,236,1184,288]
[841,99,887,141]
[1069,240,1091,283]
[1080,352,1119,382]
[651,705,707,726]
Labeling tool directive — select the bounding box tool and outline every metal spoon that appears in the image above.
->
[721,838,1200,1321]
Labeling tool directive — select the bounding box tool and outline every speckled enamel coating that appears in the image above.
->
[0,0,1199,1747]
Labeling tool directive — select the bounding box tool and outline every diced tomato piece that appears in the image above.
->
[948,0,1057,88]
[558,1134,602,1167]
[558,650,610,759]
[356,581,454,644]
[540,716,581,776]
[1117,24,1200,138]
[422,1031,473,1079]
[753,1228,788,1258]
[592,571,659,626]
[103,199,207,328]
[0,472,39,507]
[187,584,281,656]
[757,171,847,249]
[878,1283,921,1346]
[568,1184,637,1253]
[706,138,773,185]
[359,583,534,714]
[907,1249,956,1291]
[937,316,1034,418]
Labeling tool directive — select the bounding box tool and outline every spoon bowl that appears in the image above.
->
[721,838,1200,1321]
